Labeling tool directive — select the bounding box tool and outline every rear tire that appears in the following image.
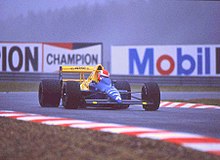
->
[38,79,61,107]
[113,81,131,109]
[62,81,84,109]
[142,82,160,111]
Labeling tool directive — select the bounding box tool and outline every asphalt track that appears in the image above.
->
[161,91,220,100]
[0,92,219,139]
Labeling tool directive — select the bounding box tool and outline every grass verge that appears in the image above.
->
[0,117,219,160]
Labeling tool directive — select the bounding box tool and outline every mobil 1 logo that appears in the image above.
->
[0,44,40,72]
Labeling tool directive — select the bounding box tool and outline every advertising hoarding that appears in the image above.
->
[111,45,220,76]
[0,42,102,72]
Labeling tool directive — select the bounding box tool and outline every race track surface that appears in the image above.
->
[161,91,220,100]
[0,92,219,139]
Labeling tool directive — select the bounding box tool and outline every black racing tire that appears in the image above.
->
[113,81,131,109]
[141,82,160,111]
[38,79,61,107]
[62,81,84,109]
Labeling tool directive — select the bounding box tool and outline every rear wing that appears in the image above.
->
[59,64,104,82]
[59,64,104,73]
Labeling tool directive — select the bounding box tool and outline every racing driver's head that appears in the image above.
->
[98,69,110,81]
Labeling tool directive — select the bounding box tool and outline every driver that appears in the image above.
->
[89,69,110,90]
[97,69,110,81]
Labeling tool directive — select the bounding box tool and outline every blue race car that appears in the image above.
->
[38,64,160,111]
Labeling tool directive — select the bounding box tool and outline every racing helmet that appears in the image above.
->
[98,69,110,81]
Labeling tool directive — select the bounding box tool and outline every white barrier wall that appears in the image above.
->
[0,42,102,72]
[111,45,220,76]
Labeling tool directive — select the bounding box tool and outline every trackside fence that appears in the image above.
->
[0,72,220,87]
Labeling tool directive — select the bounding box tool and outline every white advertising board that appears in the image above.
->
[43,43,102,72]
[111,45,220,76]
[0,43,42,72]
[0,42,103,72]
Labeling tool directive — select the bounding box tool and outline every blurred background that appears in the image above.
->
[1,0,220,70]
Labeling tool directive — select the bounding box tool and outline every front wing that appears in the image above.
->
[85,99,153,106]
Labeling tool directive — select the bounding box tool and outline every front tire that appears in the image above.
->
[38,79,61,107]
[142,82,160,111]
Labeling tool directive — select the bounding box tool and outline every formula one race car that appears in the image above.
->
[38,64,160,111]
